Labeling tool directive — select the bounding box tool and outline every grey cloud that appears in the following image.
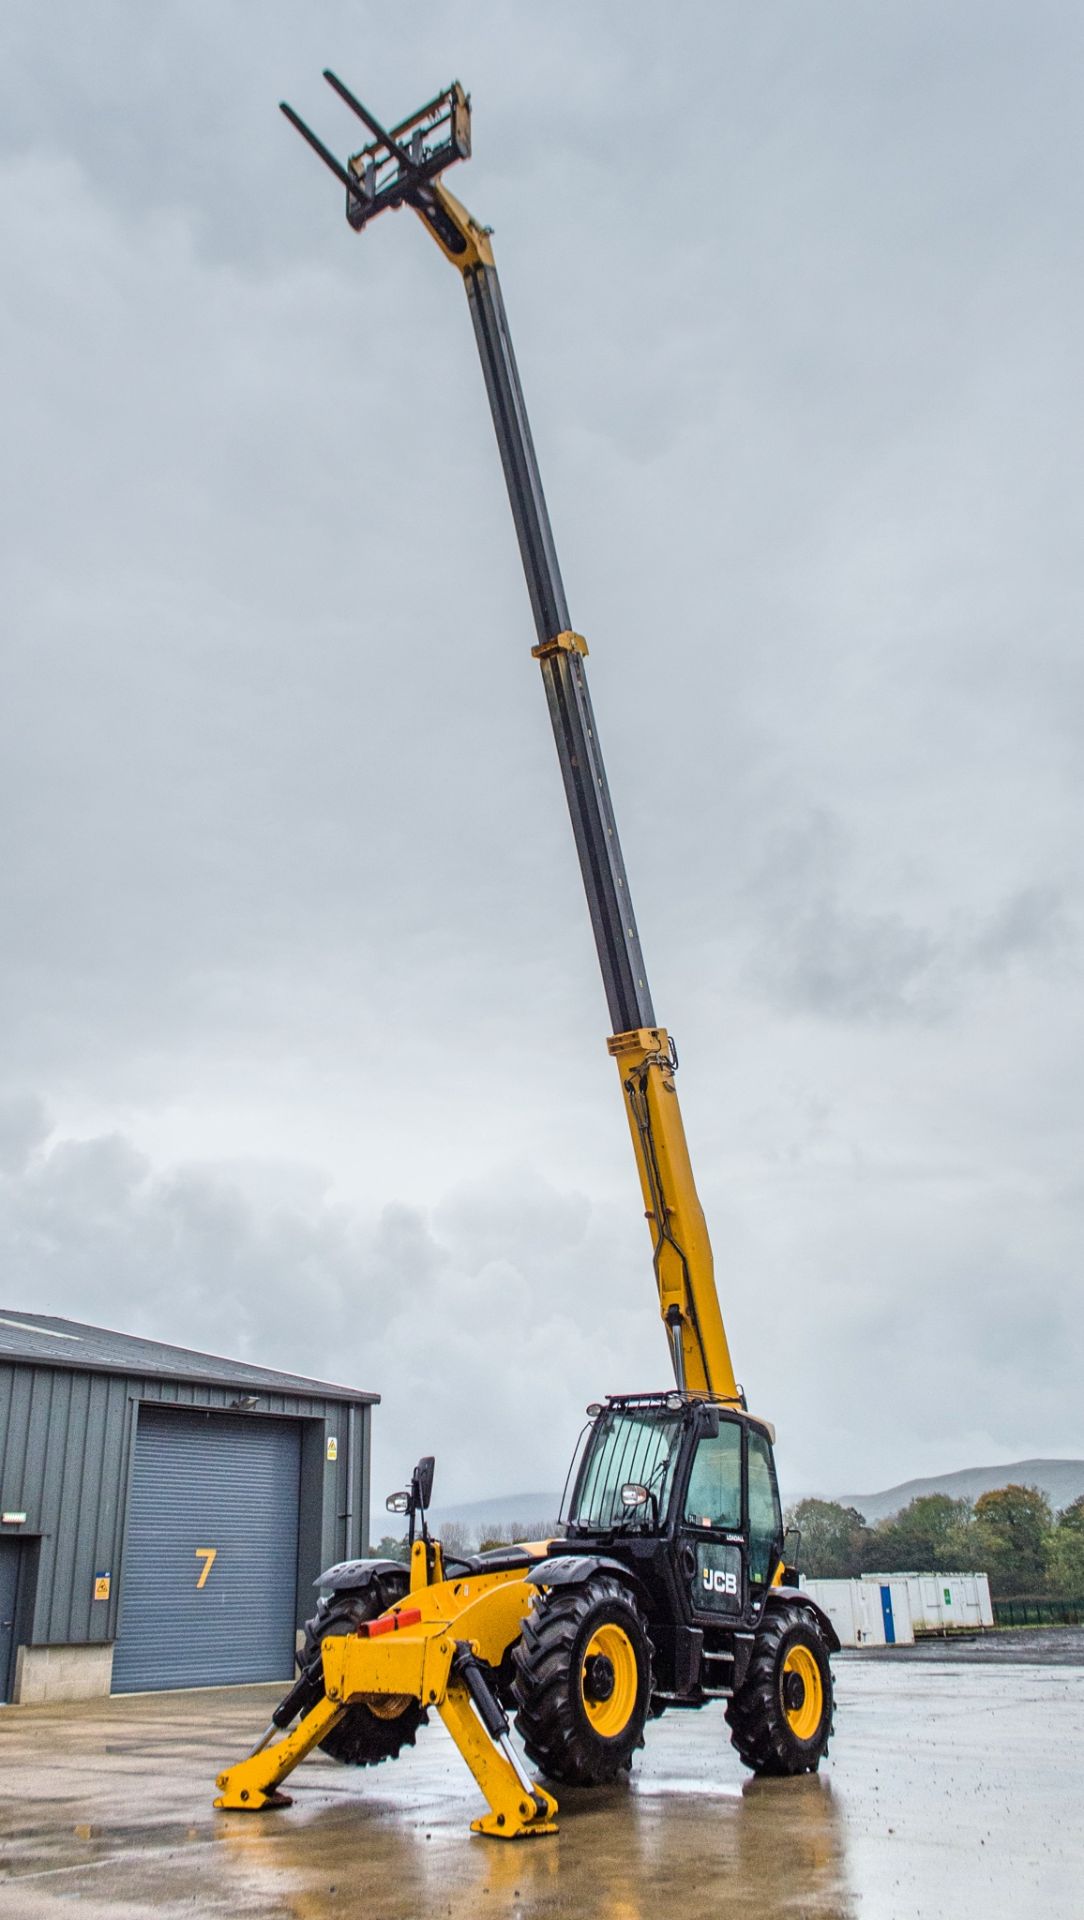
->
[741,812,938,1020]
[0,1094,52,1174]
[4,1102,1080,1511]
[739,814,1077,1022]
[2,2,1082,1500]
[967,885,1071,973]
[0,1107,663,1504]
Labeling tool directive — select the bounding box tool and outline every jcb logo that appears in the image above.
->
[702,1567,738,1596]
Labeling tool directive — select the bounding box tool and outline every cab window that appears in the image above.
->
[683,1420,742,1529]
[747,1428,782,1584]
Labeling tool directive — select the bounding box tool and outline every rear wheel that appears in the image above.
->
[299,1592,427,1767]
[725,1603,833,1776]
[512,1573,652,1785]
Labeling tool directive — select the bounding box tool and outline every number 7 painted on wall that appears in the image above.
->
[195,1547,218,1590]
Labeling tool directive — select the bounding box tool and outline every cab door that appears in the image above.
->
[746,1424,784,1596]
[678,1416,745,1626]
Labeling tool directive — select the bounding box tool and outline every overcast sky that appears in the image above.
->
[2,2,1081,1514]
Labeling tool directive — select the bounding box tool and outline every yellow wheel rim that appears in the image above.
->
[782,1644,823,1741]
[581,1623,639,1737]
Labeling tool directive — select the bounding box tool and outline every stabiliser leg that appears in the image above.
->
[214,1624,557,1836]
[442,1643,557,1838]
[214,1691,346,1810]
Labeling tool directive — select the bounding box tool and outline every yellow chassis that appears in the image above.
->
[214,1540,558,1838]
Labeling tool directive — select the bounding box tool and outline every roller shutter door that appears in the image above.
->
[113,1407,301,1692]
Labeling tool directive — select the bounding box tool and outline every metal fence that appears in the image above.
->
[992,1596,1084,1627]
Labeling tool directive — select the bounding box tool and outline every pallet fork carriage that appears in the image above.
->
[215,75,839,1837]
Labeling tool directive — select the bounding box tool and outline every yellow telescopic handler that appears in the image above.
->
[214,76,839,1838]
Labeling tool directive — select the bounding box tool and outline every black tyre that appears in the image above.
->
[299,1592,427,1767]
[725,1603,833,1776]
[512,1573,653,1786]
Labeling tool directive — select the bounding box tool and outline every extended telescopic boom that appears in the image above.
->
[281,76,739,1405]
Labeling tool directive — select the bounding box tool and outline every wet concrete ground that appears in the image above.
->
[1,1637,1082,1920]
[863,1624,1084,1665]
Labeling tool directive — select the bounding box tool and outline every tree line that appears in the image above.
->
[785,1485,1084,1598]
[371,1486,1084,1599]
[370,1517,558,1566]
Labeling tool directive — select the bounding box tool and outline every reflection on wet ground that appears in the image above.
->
[1,1641,1082,1919]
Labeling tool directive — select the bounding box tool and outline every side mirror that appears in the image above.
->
[697,1404,720,1439]
[413,1455,435,1512]
[386,1490,411,1515]
[620,1483,649,1509]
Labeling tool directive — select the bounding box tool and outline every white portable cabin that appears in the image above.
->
[862,1571,993,1633]
[800,1577,915,1647]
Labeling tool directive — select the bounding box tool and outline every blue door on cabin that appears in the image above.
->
[879,1584,896,1644]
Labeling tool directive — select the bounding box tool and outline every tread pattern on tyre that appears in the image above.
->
[299,1594,428,1767]
[725,1600,834,1777]
[512,1572,653,1786]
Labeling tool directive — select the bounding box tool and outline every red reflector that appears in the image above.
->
[358,1606,423,1639]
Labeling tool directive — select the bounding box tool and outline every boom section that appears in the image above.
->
[460,257,654,1038]
[278,76,739,1403]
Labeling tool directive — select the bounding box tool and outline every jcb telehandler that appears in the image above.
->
[214,76,839,1838]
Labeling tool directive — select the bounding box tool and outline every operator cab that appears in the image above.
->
[563,1393,786,1637]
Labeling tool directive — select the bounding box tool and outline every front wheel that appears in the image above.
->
[298,1593,427,1767]
[725,1603,833,1776]
[512,1573,653,1786]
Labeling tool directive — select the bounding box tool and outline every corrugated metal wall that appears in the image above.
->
[0,1363,371,1653]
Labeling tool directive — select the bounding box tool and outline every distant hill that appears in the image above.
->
[428,1491,563,1534]
[834,1459,1084,1524]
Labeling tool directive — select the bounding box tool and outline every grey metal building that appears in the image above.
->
[0,1311,376,1705]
